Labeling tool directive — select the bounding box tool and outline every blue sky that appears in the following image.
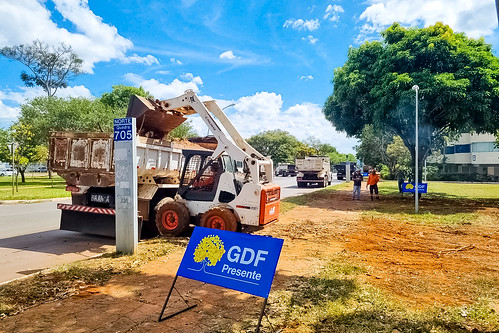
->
[0,0,498,154]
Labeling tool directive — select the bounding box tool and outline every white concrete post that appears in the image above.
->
[114,118,138,254]
[412,85,419,214]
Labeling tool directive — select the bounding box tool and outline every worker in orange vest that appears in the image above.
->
[366,169,380,201]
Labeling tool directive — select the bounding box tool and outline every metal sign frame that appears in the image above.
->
[158,227,284,332]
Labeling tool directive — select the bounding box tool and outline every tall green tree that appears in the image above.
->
[167,120,198,139]
[354,125,393,168]
[247,130,301,165]
[385,136,411,178]
[100,85,153,111]
[0,129,12,164]
[303,137,339,155]
[296,142,317,159]
[324,22,499,180]
[17,97,120,146]
[0,40,83,97]
[1,123,46,183]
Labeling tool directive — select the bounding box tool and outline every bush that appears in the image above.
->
[379,164,392,179]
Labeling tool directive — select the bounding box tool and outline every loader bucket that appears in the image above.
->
[126,95,188,139]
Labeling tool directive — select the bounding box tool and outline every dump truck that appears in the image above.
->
[274,163,297,177]
[334,162,356,180]
[50,90,280,237]
[296,156,332,188]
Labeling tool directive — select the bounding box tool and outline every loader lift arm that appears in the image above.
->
[128,90,274,185]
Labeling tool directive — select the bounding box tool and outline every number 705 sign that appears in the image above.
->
[114,118,133,141]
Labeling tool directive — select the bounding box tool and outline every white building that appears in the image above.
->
[441,133,499,178]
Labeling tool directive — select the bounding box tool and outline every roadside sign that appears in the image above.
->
[401,182,428,194]
[114,117,138,254]
[114,118,133,142]
[362,172,368,177]
[177,227,284,298]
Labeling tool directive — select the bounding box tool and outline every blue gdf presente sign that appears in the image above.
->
[177,227,284,298]
[401,182,428,194]
[114,118,133,141]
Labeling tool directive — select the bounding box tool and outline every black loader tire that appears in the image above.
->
[155,198,190,236]
[200,207,238,232]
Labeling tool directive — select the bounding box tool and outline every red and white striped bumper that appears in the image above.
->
[57,203,115,215]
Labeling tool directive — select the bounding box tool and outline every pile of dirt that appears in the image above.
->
[1,188,498,332]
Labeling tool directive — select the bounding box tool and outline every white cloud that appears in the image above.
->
[357,0,497,42]
[0,101,20,119]
[283,19,320,32]
[120,54,159,66]
[299,75,314,81]
[181,73,203,85]
[301,35,319,44]
[0,0,133,72]
[0,85,92,119]
[124,73,204,99]
[220,50,237,60]
[324,4,344,22]
[203,91,358,153]
[170,57,182,65]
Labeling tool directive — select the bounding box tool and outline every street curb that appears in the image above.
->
[0,252,111,287]
[0,197,70,205]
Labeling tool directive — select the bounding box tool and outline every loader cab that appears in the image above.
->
[178,150,240,203]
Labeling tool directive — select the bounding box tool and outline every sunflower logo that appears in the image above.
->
[406,184,414,189]
[193,235,225,267]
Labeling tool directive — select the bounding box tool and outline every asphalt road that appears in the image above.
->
[0,175,342,284]
[0,199,114,284]
[273,173,342,198]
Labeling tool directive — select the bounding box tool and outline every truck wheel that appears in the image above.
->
[201,207,238,232]
[155,198,190,236]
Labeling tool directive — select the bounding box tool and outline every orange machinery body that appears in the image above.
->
[259,183,280,225]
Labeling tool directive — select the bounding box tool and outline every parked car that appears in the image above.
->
[36,166,48,172]
[0,168,14,176]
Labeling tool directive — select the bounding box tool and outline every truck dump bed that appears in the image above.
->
[296,156,330,171]
[49,95,202,187]
[50,132,185,187]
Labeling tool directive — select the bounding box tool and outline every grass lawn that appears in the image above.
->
[378,180,499,199]
[0,174,70,201]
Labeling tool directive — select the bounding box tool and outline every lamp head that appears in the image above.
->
[412,85,419,91]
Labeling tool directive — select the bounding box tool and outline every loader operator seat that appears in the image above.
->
[179,150,224,202]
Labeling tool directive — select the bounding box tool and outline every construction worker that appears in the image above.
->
[366,169,380,201]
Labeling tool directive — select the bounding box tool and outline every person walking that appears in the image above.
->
[352,170,363,200]
[397,169,405,193]
[366,169,380,201]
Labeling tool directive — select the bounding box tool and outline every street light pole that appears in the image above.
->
[412,85,419,214]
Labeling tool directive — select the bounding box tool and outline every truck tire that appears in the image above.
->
[200,207,238,232]
[155,198,190,236]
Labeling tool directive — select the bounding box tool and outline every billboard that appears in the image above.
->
[401,182,428,194]
[177,227,284,298]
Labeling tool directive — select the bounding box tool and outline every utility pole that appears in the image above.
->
[412,85,419,214]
